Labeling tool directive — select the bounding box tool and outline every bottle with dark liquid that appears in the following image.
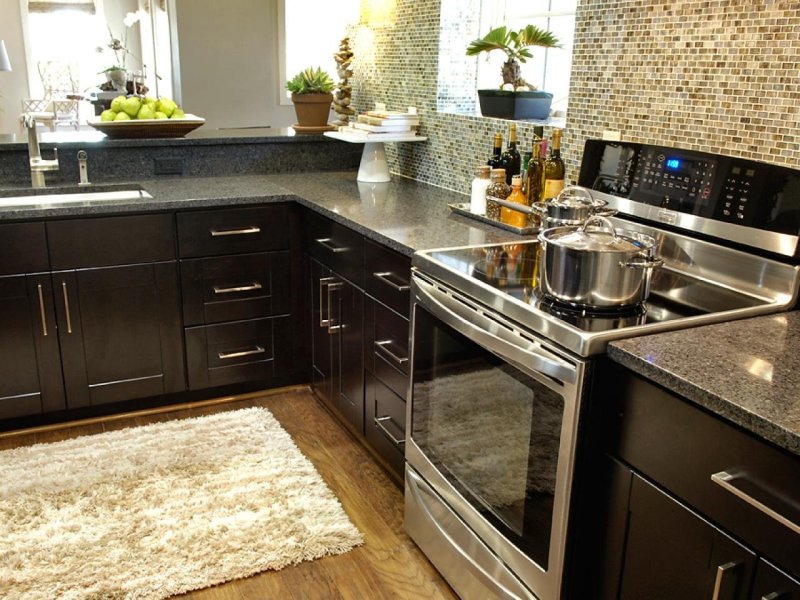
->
[500,124,521,184]
[487,133,503,169]
[542,128,565,200]
[526,140,545,208]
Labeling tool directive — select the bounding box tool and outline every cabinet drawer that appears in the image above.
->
[185,316,291,390]
[304,210,364,287]
[606,362,800,576]
[48,214,175,269]
[365,297,410,399]
[177,205,288,258]
[0,222,49,275]
[365,372,406,479]
[365,239,411,318]
[181,251,290,326]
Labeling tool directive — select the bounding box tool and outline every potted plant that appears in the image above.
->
[286,66,335,132]
[466,25,561,120]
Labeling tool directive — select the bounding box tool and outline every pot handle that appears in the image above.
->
[593,206,618,218]
[531,202,549,215]
[621,253,664,269]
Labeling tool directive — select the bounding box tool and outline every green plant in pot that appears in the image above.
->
[286,67,335,132]
[466,25,561,120]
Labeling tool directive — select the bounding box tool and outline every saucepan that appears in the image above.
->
[538,215,664,308]
[532,185,616,227]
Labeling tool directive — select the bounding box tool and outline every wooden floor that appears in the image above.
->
[0,387,458,600]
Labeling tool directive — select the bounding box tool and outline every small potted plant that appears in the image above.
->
[286,66,335,132]
[466,25,561,120]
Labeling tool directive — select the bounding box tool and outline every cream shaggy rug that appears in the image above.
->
[0,407,363,600]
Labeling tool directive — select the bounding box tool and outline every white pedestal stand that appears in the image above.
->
[324,131,428,183]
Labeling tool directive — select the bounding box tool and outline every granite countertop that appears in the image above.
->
[0,171,522,255]
[609,312,800,456]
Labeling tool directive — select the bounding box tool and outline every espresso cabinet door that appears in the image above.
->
[617,473,757,600]
[0,274,65,418]
[309,256,364,433]
[54,263,185,408]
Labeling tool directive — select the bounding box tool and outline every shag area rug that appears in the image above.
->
[0,407,363,600]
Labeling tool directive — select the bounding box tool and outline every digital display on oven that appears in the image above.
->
[666,158,684,170]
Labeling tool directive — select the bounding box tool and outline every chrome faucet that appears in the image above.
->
[21,113,60,188]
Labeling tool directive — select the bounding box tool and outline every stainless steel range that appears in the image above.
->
[404,140,800,600]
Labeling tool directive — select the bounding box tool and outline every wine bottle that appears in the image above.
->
[542,128,565,200]
[500,124,521,184]
[487,133,503,169]
[526,141,545,207]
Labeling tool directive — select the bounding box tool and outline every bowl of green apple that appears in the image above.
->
[88,95,204,139]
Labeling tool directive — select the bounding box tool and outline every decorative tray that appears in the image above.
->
[447,201,541,236]
[87,115,205,139]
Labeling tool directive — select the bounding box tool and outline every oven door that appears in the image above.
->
[405,271,586,600]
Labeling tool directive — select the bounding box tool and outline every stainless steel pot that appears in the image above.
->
[538,215,664,308]
[532,185,616,227]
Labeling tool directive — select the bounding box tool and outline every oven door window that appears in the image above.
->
[411,305,565,570]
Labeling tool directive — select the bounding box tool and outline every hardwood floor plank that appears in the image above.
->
[0,387,457,600]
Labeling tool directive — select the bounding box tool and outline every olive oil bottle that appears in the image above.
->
[526,141,545,207]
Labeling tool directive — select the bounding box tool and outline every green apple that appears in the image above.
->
[121,96,142,117]
[156,97,177,117]
[110,95,126,112]
[144,96,157,107]
[154,111,168,119]
[114,111,131,121]
[137,104,155,120]
[100,109,117,122]
[170,108,185,119]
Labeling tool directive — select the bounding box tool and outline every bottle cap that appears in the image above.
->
[491,168,506,179]
[475,165,491,177]
[511,175,522,187]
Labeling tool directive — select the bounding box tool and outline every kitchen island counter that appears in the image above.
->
[608,312,800,456]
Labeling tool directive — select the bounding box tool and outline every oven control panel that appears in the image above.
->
[578,139,800,252]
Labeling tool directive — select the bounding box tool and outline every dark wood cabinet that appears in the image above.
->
[617,469,756,600]
[0,274,65,418]
[53,263,185,408]
[582,361,800,599]
[179,205,299,391]
[309,256,364,433]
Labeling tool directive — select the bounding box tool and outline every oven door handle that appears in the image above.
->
[414,275,577,385]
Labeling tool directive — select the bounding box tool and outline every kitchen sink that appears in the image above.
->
[0,184,152,208]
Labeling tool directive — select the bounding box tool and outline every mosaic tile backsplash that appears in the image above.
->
[349,0,800,195]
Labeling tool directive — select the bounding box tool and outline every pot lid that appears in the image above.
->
[546,216,646,252]
[547,185,602,209]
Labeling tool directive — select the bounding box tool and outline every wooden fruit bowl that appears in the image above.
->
[87,115,205,139]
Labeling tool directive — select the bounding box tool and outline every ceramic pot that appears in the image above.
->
[291,93,333,127]
[477,89,553,120]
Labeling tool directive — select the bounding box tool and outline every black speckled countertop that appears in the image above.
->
[609,312,800,456]
[0,171,522,255]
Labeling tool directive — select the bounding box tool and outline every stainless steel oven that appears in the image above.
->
[404,140,800,600]
[405,272,587,600]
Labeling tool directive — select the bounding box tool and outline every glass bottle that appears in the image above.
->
[542,128,566,200]
[520,151,532,195]
[501,175,528,228]
[470,165,491,215]
[485,168,510,221]
[487,133,503,169]
[526,141,545,207]
[500,123,521,184]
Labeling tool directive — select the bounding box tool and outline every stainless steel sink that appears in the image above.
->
[0,186,152,208]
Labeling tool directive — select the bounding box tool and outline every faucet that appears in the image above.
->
[77,150,91,186]
[21,113,60,188]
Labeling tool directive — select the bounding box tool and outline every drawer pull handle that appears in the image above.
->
[375,415,405,446]
[210,226,261,237]
[213,282,263,294]
[375,339,409,365]
[315,237,348,253]
[711,471,800,535]
[37,283,48,336]
[711,562,738,600]
[761,594,782,600]
[61,281,73,334]
[218,346,265,360]
[373,271,410,292]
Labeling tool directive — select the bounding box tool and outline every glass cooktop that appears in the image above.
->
[414,240,772,356]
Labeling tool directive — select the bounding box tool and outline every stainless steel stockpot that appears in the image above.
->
[532,185,616,227]
[538,215,664,308]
